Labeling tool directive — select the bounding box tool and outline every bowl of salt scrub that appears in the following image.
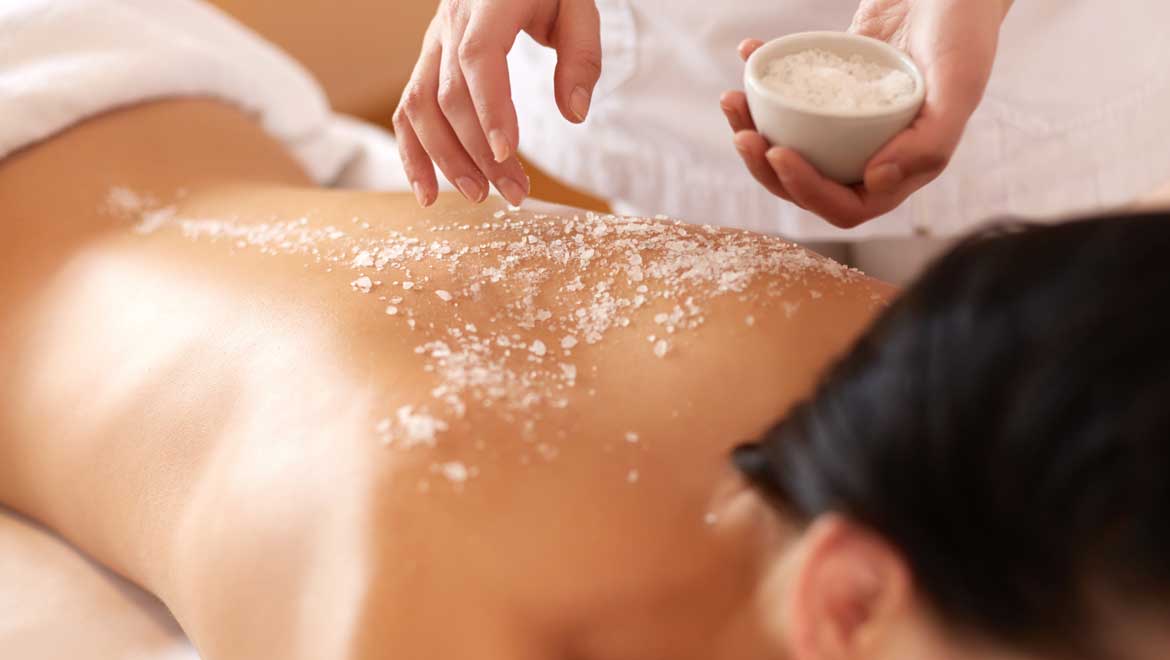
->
[744,31,925,184]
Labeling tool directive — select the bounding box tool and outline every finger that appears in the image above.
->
[392,111,438,207]
[438,45,530,206]
[766,148,874,228]
[719,90,756,133]
[738,38,765,62]
[732,131,793,203]
[552,0,603,123]
[459,4,527,163]
[394,27,446,207]
[863,102,962,195]
[402,42,489,203]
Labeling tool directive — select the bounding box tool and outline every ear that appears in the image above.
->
[782,513,912,660]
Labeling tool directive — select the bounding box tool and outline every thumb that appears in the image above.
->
[864,104,966,194]
[552,0,603,123]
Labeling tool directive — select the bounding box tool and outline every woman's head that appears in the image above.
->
[736,212,1170,660]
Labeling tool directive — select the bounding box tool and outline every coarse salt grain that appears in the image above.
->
[385,305,399,316]
[352,251,375,268]
[395,405,449,448]
[351,276,373,293]
[440,461,470,483]
[530,340,548,357]
[436,289,454,302]
[761,48,915,113]
[561,336,578,349]
[653,339,670,358]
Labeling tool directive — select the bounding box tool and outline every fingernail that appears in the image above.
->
[456,176,485,202]
[497,177,528,207]
[570,86,591,122]
[868,163,903,193]
[412,181,429,207]
[488,129,511,163]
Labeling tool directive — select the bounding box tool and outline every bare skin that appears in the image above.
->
[0,100,891,659]
[0,510,193,659]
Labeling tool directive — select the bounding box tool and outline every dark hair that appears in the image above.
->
[734,211,1170,654]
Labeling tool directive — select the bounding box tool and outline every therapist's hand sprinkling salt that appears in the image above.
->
[721,0,1015,228]
[394,0,604,209]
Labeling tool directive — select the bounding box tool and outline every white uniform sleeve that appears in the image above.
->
[0,0,410,189]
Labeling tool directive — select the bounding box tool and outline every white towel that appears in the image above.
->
[0,0,412,191]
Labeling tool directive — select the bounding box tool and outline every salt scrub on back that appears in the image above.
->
[761,48,915,112]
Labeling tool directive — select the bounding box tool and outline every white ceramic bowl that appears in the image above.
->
[744,31,925,184]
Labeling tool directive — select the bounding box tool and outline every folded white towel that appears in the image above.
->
[0,0,411,190]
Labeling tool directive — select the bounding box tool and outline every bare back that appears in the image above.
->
[0,101,891,660]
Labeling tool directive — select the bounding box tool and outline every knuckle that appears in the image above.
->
[400,86,428,117]
[435,80,461,113]
[457,35,489,68]
[572,47,603,80]
[441,0,462,25]
[392,103,409,126]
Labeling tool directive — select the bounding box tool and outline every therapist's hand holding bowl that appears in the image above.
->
[722,0,1015,228]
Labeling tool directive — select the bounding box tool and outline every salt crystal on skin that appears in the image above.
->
[440,461,470,483]
[352,251,375,268]
[761,48,915,113]
[395,405,449,448]
[385,305,399,316]
[139,189,862,451]
[351,276,374,293]
[653,339,670,358]
[436,289,454,302]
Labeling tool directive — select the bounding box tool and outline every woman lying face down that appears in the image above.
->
[0,99,1167,660]
[735,212,1170,660]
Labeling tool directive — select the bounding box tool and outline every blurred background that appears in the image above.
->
[207,0,611,211]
